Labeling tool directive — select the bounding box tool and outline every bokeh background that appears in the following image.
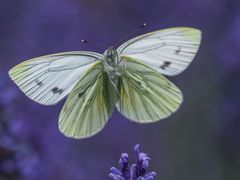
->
[0,0,240,179]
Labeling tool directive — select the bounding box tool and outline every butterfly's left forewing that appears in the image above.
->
[117,57,183,123]
[59,62,117,138]
[9,51,102,105]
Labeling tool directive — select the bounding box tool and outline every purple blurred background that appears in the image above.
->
[0,0,240,179]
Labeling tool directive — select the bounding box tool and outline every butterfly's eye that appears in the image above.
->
[107,50,113,57]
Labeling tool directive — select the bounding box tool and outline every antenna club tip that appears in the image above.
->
[141,23,147,28]
[81,39,87,43]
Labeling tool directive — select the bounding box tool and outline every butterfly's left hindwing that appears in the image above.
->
[59,62,117,139]
[117,57,183,123]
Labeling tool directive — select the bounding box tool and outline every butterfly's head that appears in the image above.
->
[103,47,118,67]
[104,46,116,57]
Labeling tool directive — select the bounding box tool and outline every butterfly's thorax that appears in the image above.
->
[103,47,121,79]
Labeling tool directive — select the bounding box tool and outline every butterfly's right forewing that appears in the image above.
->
[117,27,201,76]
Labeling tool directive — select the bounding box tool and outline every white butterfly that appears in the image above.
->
[9,27,201,139]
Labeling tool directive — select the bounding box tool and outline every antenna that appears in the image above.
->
[81,39,107,48]
[113,23,148,47]
[81,23,148,49]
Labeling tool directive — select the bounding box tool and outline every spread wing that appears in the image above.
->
[9,51,103,105]
[117,27,201,76]
[59,62,117,139]
[117,57,183,123]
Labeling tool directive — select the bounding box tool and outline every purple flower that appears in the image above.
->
[109,144,157,180]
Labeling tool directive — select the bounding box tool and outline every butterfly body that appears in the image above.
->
[103,47,123,87]
[9,27,201,138]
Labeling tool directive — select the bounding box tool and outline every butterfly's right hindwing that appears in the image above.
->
[117,57,183,123]
[59,62,117,139]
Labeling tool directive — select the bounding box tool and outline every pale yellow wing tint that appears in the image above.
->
[59,62,117,138]
[117,57,183,123]
[8,51,102,105]
[118,27,201,76]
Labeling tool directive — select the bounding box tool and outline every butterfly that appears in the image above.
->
[9,27,201,139]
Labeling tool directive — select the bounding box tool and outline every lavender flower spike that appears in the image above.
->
[109,144,157,180]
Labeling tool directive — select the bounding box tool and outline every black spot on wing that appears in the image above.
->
[160,61,171,69]
[175,47,181,54]
[78,92,84,98]
[52,87,64,94]
[35,79,43,86]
